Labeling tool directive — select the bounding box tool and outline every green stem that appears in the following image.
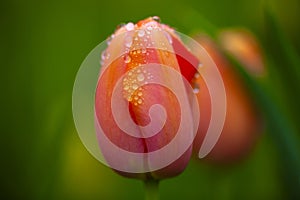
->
[144,179,159,200]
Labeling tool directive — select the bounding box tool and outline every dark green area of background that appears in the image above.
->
[1,0,299,199]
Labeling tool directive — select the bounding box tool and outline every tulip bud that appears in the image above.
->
[193,34,263,164]
[219,29,265,77]
[95,17,200,180]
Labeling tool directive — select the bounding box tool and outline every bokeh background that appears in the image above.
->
[1,0,300,199]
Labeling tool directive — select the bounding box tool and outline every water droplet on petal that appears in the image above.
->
[138,29,145,37]
[125,36,133,48]
[107,38,112,45]
[124,55,131,63]
[152,16,161,23]
[101,51,110,60]
[198,63,203,68]
[132,84,138,90]
[193,84,200,94]
[125,22,135,31]
[147,26,153,31]
[194,72,200,79]
[137,73,145,82]
[141,48,147,54]
[137,99,143,104]
[137,91,142,96]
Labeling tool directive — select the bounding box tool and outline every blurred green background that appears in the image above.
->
[1,0,300,199]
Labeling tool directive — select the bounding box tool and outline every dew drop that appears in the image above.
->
[134,96,138,100]
[124,85,129,90]
[137,91,142,96]
[152,16,161,23]
[138,29,145,37]
[132,84,138,90]
[125,22,134,31]
[146,26,153,31]
[194,72,200,79]
[198,63,203,68]
[193,84,200,94]
[124,55,131,63]
[101,51,110,60]
[137,73,145,82]
[137,99,143,104]
[128,71,132,76]
[125,36,133,48]
[107,39,111,45]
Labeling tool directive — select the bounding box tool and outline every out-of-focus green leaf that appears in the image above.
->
[264,8,300,81]
[263,8,300,132]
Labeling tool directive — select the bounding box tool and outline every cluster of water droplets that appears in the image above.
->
[100,18,175,65]
[100,18,203,100]
[122,66,154,106]
[100,50,110,66]
[119,21,176,106]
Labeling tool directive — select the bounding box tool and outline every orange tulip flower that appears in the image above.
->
[95,17,200,180]
[193,34,263,164]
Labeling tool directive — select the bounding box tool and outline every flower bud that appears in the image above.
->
[219,29,265,77]
[193,34,263,164]
[95,17,199,179]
